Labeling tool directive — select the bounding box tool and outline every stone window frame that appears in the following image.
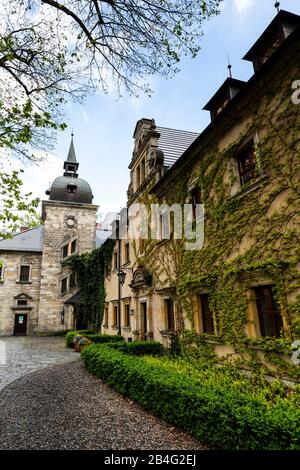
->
[17,298,29,307]
[13,293,33,310]
[103,303,109,328]
[111,301,119,329]
[197,293,215,334]
[246,283,284,339]
[0,260,4,283]
[123,241,130,265]
[17,264,32,284]
[113,250,118,271]
[60,276,68,296]
[122,301,131,329]
[162,297,176,333]
[60,272,76,297]
[61,236,78,261]
[230,131,265,198]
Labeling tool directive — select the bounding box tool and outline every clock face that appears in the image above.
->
[66,218,75,227]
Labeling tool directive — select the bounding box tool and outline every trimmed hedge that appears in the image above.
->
[83,333,124,344]
[65,330,93,348]
[109,341,165,356]
[81,344,300,450]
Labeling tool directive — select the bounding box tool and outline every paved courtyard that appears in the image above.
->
[0,336,79,391]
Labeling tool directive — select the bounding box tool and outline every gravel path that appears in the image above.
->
[0,361,205,450]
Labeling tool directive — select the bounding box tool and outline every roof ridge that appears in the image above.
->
[156,125,199,134]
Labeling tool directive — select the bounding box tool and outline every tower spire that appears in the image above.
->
[67,133,77,163]
[63,133,79,177]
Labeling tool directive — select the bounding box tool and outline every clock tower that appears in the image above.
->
[37,135,98,333]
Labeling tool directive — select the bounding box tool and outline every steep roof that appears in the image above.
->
[0,226,44,253]
[67,135,77,163]
[151,12,300,196]
[156,126,199,168]
[96,229,112,248]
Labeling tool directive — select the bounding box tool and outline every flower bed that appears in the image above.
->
[81,343,300,450]
[65,330,124,348]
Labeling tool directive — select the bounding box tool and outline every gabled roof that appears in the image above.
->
[64,292,81,304]
[156,126,199,168]
[203,78,246,111]
[96,229,112,248]
[243,10,300,61]
[150,15,300,196]
[0,226,44,253]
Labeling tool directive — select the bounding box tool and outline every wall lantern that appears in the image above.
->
[117,270,126,286]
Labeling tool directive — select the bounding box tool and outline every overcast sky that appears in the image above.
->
[7,0,300,218]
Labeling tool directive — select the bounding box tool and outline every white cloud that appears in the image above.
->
[233,0,255,17]
[1,151,63,210]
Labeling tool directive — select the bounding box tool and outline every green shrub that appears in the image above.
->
[109,341,165,356]
[83,333,124,344]
[81,344,300,450]
[65,330,93,348]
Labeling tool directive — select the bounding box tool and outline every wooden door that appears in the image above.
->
[14,314,28,336]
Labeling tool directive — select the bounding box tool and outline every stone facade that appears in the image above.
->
[0,251,41,336]
[37,201,98,333]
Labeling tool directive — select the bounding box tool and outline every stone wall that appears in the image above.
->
[0,251,42,336]
[37,200,98,333]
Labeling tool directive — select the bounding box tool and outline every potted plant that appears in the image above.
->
[73,334,91,352]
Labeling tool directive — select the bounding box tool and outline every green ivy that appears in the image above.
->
[63,239,114,330]
[136,58,300,379]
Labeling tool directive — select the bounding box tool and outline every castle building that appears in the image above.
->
[103,8,300,372]
[0,137,100,336]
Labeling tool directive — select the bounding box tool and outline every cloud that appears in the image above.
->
[233,0,255,17]
[1,151,63,207]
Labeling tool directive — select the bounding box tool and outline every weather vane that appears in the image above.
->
[227,54,232,79]
[275,2,280,13]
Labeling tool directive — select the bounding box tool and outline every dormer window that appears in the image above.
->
[203,78,246,122]
[243,10,300,73]
[212,95,230,119]
[67,184,77,194]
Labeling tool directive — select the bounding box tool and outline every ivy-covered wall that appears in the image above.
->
[137,35,300,379]
[63,239,114,330]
